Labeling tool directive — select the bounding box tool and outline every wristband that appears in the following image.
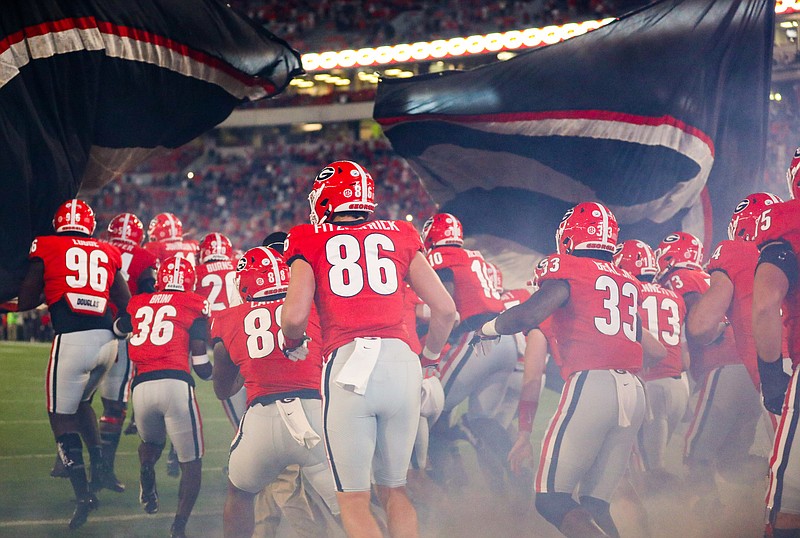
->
[192,353,210,366]
[481,317,500,337]
[421,345,440,362]
[281,331,307,350]
[518,399,537,433]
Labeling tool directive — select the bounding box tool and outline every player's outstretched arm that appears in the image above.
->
[407,252,457,357]
[212,342,241,399]
[686,271,733,345]
[137,267,157,294]
[485,280,569,337]
[509,328,547,474]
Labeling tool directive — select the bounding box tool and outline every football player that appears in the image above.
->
[615,239,688,484]
[421,213,518,489]
[143,212,199,267]
[211,246,340,538]
[17,199,131,529]
[126,255,212,538]
[752,155,800,538]
[655,231,761,515]
[195,232,247,429]
[143,212,199,477]
[688,193,783,398]
[90,212,157,492]
[474,202,665,538]
[281,160,457,538]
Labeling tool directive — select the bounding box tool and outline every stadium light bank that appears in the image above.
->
[300,0,800,72]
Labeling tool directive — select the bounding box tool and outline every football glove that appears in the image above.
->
[758,355,790,415]
[281,334,310,362]
[112,313,133,339]
[469,318,501,355]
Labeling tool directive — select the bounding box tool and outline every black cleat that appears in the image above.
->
[139,464,159,514]
[90,463,125,493]
[170,522,187,538]
[123,421,137,436]
[68,494,98,530]
[50,453,69,478]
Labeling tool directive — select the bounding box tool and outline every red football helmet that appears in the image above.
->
[613,240,658,280]
[308,161,376,225]
[107,213,144,245]
[148,213,183,242]
[727,192,783,241]
[199,233,233,263]
[53,199,96,235]
[555,202,618,255]
[655,232,704,278]
[421,213,464,251]
[236,246,290,300]
[787,147,800,200]
[156,255,196,292]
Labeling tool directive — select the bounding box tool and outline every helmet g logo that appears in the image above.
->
[316,167,335,182]
[733,199,750,214]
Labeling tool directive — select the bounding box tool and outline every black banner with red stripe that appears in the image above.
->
[374,0,773,259]
[0,0,303,301]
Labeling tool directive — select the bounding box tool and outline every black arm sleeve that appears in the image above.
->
[189,318,208,341]
[758,240,799,289]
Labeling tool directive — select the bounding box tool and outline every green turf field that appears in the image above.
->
[0,340,564,537]
[0,341,769,538]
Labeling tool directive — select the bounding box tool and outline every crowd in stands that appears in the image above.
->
[87,136,437,252]
[229,0,647,52]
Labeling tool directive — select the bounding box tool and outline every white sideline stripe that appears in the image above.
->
[0,417,233,423]
[0,509,222,527]
[0,448,229,461]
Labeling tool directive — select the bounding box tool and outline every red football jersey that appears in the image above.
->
[661,267,739,379]
[29,235,122,316]
[501,287,532,309]
[754,199,800,366]
[196,259,238,313]
[538,254,643,378]
[538,316,563,370]
[427,246,505,322]
[706,239,760,387]
[638,281,686,382]
[108,240,157,296]
[127,291,209,375]
[144,238,199,266]
[284,220,422,357]
[210,298,322,405]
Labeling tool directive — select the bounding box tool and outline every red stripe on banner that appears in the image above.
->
[0,17,276,94]
[377,110,715,156]
[700,186,714,256]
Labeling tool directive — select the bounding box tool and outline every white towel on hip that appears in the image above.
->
[335,337,382,395]
[276,398,321,449]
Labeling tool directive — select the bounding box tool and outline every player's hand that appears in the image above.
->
[758,356,790,415]
[282,334,310,362]
[469,330,500,355]
[112,313,133,339]
[420,355,440,379]
[508,433,534,474]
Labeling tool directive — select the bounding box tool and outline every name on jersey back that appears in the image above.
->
[313,220,401,233]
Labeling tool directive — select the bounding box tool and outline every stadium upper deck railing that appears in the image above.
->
[299,0,800,72]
